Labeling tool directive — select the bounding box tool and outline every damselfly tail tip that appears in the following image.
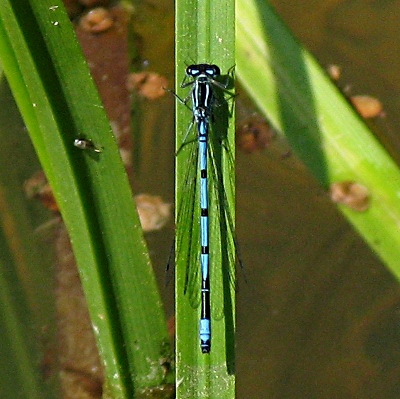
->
[201,342,211,354]
[200,318,211,353]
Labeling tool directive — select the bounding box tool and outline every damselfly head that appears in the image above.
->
[186,64,221,78]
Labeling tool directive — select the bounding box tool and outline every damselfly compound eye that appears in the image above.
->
[205,65,220,77]
[186,65,201,77]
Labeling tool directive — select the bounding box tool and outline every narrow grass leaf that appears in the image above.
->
[236,0,400,280]
[0,0,172,396]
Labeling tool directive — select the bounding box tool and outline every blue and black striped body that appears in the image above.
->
[198,117,211,354]
[184,64,221,353]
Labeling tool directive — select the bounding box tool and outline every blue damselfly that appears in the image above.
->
[174,64,236,353]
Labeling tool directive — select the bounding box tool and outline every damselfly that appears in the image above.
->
[174,64,237,353]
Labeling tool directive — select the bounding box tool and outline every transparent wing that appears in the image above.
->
[175,128,202,310]
[207,124,238,321]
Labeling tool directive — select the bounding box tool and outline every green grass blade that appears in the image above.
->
[0,258,48,399]
[0,1,172,396]
[236,0,400,280]
[0,216,55,399]
[175,0,236,398]
[0,72,57,398]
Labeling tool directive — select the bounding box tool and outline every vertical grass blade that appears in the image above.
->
[0,264,45,399]
[236,0,400,279]
[0,0,172,397]
[0,73,56,398]
[175,0,236,398]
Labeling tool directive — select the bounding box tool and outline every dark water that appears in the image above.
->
[236,2,400,398]
[135,1,400,398]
